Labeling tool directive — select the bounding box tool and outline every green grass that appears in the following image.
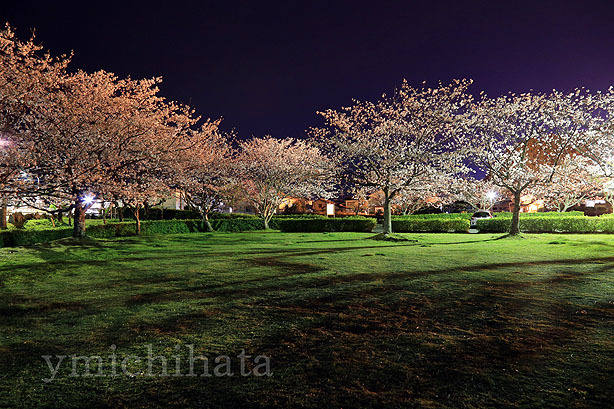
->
[1,232,614,408]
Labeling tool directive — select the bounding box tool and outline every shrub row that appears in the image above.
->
[393,213,473,220]
[272,214,328,219]
[393,211,586,221]
[118,208,200,220]
[476,216,614,233]
[278,217,376,232]
[392,218,470,233]
[1,217,376,247]
[209,212,259,220]
[117,208,260,221]
[0,220,215,247]
[120,210,341,221]
[210,218,268,232]
[492,211,585,218]
[0,227,74,247]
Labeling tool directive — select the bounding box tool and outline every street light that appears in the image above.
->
[82,194,95,206]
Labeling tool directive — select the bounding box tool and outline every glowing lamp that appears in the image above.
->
[82,194,95,205]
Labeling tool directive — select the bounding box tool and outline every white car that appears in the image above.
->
[470,211,493,228]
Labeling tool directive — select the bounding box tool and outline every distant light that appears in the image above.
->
[82,194,95,205]
[486,191,497,201]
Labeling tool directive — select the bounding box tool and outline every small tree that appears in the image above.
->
[236,136,331,229]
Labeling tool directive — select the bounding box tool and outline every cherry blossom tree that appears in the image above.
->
[572,88,614,200]
[1,25,224,236]
[22,69,199,237]
[314,79,473,234]
[467,93,552,235]
[467,89,606,235]
[235,136,331,229]
[174,124,231,232]
[0,24,70,228]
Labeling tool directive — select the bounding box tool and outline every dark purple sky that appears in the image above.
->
[4,1,614,138]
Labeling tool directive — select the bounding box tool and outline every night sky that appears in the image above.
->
[3,1,614,138]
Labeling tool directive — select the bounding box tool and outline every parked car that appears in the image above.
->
[470,210,493,228]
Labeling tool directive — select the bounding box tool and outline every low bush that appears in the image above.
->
[474,217,510,233]
[0,227,73,247]
[91,220,207,237]
[278,217,376,232]
[118,207,202,220]
[210,218,267,232]
[0,218,277,247]
[492,211,585,218]
[394,213,473,220]
[0,220,210,247]
[476,216,614,233]
[392,218,470,233]
[119,208,259,220]
[208,212,259,220]
[272,214,328,219]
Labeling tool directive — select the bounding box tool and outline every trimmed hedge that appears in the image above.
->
[210,218,268,232]
[278,218,376,232]
[272,214,328,219]
[0,227,73,247]
[492,211,585,218]
[209,212,259,220]
[120,208,200,220]
[0,220,213,247]
[476,216,614,233]
[392,218,470,233]
[119,208,258,221]
[0,218,274,247]
[0,216,378,247]
[93,220,207,237]
[394,213,473,220]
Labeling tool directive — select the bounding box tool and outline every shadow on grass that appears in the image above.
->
[3,257,614,408]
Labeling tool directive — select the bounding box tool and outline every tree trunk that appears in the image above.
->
[383,187,392,234]
[263,216,270,230]
[102,203,111,225]
[203,213,213,232]
[118,206,124,222]
[134,206,141,235]
[509,191,522,236]
[73,198,87,238]
[0,197,7,230]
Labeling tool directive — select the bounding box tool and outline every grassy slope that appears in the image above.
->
[0,232,613,408]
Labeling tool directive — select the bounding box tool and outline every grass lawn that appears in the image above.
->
[1,232,614,408]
